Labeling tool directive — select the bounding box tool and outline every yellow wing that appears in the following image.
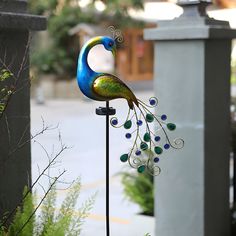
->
[92,74,138,109]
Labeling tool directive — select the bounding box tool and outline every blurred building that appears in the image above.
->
[33,0,236,100]
[117,27,154,81]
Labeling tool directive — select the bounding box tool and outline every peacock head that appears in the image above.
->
[102,36,116,56]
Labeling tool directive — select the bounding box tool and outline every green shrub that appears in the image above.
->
[231,74,236,85]
[29,0,145,77]
[121,170,154,216]
[7,187,35,236]
[0,179,96,236]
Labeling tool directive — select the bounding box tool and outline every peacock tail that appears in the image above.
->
[110,97,184,176]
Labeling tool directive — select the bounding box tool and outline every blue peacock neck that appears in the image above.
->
[77,36,103,77]
[76,36,104,99]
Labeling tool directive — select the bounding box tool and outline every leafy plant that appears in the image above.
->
[0,69,14,115]
[121,170,154,216]
[231,74,236,85]
[7,187,35,236]
[99,0,145,28]
[29,0,145,77]
[0,50,95,235]
[0,179,96,236]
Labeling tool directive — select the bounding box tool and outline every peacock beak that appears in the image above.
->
[111,47,116,57]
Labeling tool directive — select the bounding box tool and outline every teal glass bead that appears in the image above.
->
[167,123,176,131]
[154,146,163,155]
[146,114,154,123]
[124,120,132,129]
[143,132,151,142]
[140,142,148,151]
[120,154,128,162]
[138,165,146,173]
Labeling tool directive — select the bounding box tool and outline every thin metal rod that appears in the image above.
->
[106,101,110,236]
[234,151,236,205]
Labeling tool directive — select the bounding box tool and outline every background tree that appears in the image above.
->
[29,0,144,77]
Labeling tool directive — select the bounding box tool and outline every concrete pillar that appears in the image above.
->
[0,0,46,222]
[144,1,236,236]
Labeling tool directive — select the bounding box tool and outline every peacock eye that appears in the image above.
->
[109,42,113,47]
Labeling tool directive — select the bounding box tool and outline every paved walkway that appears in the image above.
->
[31,91,155,236]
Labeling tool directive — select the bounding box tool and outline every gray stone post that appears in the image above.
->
[144,1,236,236]
[0,0,46,222]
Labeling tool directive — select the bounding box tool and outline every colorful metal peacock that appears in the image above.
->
[77,36,184,176]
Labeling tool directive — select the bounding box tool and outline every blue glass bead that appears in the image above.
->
[164,143,170,149]
[154,136,161,142]
[149,99,156,106]
[137,120,143,126]
[135,150,141,156]
[161,114,167,120]
[125,133,131,139]
[154,157,160,163]
[111,119,118,125]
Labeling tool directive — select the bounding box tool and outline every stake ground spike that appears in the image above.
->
[96,101,116,236]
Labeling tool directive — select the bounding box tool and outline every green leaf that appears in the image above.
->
[0,69,13,81]
[0,103,5,113]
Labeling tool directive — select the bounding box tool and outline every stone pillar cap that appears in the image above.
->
[178,0,212,5]
[0,0,46,31]
[0,0,27,13]
[144,0,236,40]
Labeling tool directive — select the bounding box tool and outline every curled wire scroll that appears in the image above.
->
[107,26,124,43]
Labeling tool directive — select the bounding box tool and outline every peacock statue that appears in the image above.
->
[77,35,184,176]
